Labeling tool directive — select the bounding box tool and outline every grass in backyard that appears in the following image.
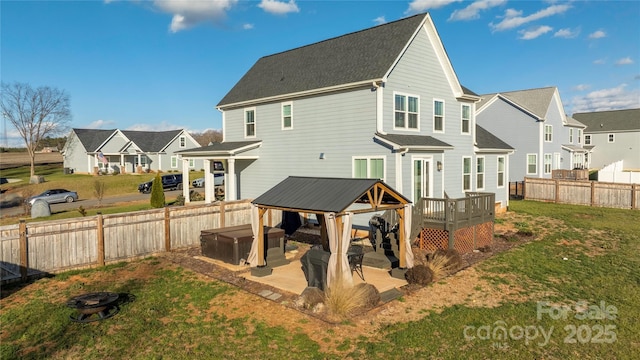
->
[0,258,328,360]
[346,201,639,359]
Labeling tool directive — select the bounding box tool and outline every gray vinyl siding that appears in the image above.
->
[586,131,640,169]
[62,132,89,173]
[477,99,541,181]
[542,96,568,171]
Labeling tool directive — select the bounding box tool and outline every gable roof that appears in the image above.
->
[121,129,183,152]
[253,176,410,214]
[477,87,557,120]
[217,13,475,108]
[572,108,640,132]
[72,128,117,152]
[475,125,514,150]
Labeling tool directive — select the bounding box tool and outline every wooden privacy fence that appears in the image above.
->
[524,177,639,209]
[0,200,260,284]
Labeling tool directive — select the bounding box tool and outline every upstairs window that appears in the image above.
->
[585,135,592,145]
[608,134,615,143]
[578,129,582,144]
[544,125,553,142]
[434,100,444,132]
[394,94,419,130]
[245,108,256,138]
[461,104,470,134]
[569,128,573,143]
[282,103,292,129]
[179,135,186,148]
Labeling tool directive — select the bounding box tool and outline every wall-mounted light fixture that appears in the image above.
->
[437,161,443,172]
[319,153,325,160]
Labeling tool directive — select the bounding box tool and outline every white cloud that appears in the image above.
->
[573,84,591,92]
[448,0,506,21]
[554,27,579,38]
[152,0,237,33]
[86,119,116,129]
[615,57,634,66]
[588,30,606,39]
[593,58,606,65]
[518,25,553,40]
[127,122,184,132]
[373,16,386,25]
[258,0,299,15]
[570,84,640,113]
[243,23,254,30]
[490,4,571,31]
[406,0,461,14]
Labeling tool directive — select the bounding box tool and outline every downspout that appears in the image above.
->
[395,147,409,194]
[373,81,385,135]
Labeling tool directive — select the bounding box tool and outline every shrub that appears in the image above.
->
[404,264,434,285]
[150,173,165,208]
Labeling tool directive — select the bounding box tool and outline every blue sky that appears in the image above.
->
[1,0,639,147]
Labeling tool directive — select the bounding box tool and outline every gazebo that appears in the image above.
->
[247,176,414,287]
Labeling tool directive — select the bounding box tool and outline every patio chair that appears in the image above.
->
[348,245,365,281]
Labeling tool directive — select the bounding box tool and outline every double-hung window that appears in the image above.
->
[353,157,384,180]
[577,129,582,144]
[476,157,485,190]
[585,135,592,145]
[569,128,573,143]
[461,104,470,134]
[462,157,471,191]
[544,154,552,174]
[394,94,419,130]
[282,102,292,129]
[171,156,178,169]
[527,154,537,175]
[245,108,256,137]
[434,99,444,132]
[179,136,186,148]
[497,156,505,188]
[544,125,552,142]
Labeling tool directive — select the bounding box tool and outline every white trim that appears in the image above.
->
[497,156,505,189]
[244,107,257,138]
[462,156,472,192]
[352,156,386,182]
[461,103,471,135]
[554,152,561,170]
[527,153,538,175]
[179,135,186,148]
[433,98,445,133]
[392,91,420,131]
[476,156,485,191]
[410,156,433,203]
[281,101,293,130]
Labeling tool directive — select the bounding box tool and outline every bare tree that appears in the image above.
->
[191,129,223,146]
[1,82,71,177]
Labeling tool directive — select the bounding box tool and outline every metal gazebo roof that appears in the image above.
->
[252,176,410,214]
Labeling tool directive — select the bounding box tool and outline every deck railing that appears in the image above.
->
[411,192,495,237]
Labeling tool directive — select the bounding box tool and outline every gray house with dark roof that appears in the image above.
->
[62,128,202,174]
[178,12,513,213]
[573,108,640,170]
[476,87,588,182]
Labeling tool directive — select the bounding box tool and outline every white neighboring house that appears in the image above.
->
[572,108,640,171]
[62,128,203,174]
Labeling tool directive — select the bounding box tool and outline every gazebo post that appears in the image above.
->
[251,207,273,277]
[391,206,409,279]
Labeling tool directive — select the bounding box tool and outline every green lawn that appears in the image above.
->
[1,201,638,359]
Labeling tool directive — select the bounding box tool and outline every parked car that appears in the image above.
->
[192,173,224,187]
[28,189,78,205]
[138,174,183,194]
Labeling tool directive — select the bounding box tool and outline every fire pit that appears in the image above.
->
[67,292,120,323]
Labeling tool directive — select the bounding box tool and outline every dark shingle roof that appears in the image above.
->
[475,125,514,150]
[572,108,640,132]
[73,128,116,152]
[253,176,409,213]
[121,130,182,152]
[217,13,428,107]
[175,141,262,155]
[375,133,453,149]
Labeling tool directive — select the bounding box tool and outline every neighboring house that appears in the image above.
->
[572,108,640,170]
[62,128,203,174]
[476,87,588,182]
[178,13,514,216]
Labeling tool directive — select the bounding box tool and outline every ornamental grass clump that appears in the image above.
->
[426,252,450,281]
[324,279,371,321]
